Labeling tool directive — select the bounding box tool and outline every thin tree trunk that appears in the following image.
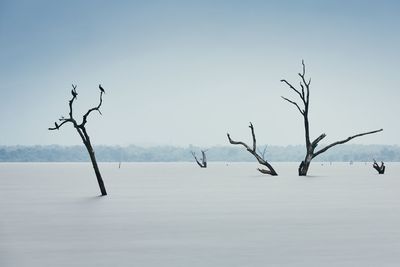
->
[85,141,107,196]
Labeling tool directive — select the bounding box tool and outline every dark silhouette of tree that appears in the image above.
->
[373,159,385,174]
[191,150,207,168]
[227,122,278,176]
[281,60,383,176]
[49,84,107,196]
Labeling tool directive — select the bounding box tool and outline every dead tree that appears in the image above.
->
[373,160,385,174]
[281,61,383,176]
[191,150,207,168]
[227,122,278,175]
[49,84,107,196]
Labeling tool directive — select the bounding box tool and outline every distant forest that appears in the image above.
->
[0,144,399,162]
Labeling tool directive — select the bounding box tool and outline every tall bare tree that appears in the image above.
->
[49,84,107,195]
[191,150,207,168]
[281,61,383,176]
[227,122,278,175]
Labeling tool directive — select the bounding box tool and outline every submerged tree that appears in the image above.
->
[281,61,383,176]
[227,122,278,175]
[191,150,207,168]
[373,160,385,174]
[49,84,107,196]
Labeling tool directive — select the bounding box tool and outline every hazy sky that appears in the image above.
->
[1,0,399,147]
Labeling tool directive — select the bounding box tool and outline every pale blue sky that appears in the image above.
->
[1,0,399,146]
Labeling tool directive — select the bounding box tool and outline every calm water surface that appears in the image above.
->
[1,162,400,266]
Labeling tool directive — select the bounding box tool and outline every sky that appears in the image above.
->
[1,0,399,147]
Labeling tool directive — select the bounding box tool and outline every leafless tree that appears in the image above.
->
[49,84,107,196]
[227,122,278,175]
[373,159,385,174]
[191,150,207,168]
[281,61,383,175]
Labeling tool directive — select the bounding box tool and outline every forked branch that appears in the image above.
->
[80,90,104,127]
[373,159,385,174]
[48,84,79,130]
[191,150,207,168]
[227,122,277,176]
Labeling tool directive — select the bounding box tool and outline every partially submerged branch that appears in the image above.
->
[191,150,207,168]
[373,159,385,174]
[227,122,277,176]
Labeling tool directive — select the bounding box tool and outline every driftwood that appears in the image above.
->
[49,84,107,196]
[373,160,385,174]
[281,61,383,176]
[227,122,277,176]
[191,150,207,168]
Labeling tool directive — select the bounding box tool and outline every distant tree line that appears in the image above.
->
[0,144,399,162]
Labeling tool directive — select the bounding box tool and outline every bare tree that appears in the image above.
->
[227,122,278,175]
[49,84,107,196]
[191,150,207,168]
[373,159,385,174]
[281,61,383,176]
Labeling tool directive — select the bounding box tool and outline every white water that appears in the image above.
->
[1,162,400,266]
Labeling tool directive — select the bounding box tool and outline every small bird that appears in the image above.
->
[54,122,59,130]
[99,84,105,94]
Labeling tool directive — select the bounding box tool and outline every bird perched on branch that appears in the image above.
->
[99,84,105,94]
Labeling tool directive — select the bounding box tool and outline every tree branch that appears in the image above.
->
[281,96,304,115]
[310,133,326,149]
[80,91,104,127]
[297,60,310,105]
[373,159,385,174]
[249,122,256,152]
[191,151,203,167]
[227,133,253,152]
[69,84,78,119]
[48,119,74,130]
[227,123,277,175]
[280,79,304,101]
[201,150,207,164]
[257,145,268,160]
[313,129,383,158]
[49,84,78,131]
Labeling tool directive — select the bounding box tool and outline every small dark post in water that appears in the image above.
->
[227,122,278,176]
[48,84,108,196]
[373,160,385,174]
[191,150,207,168]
